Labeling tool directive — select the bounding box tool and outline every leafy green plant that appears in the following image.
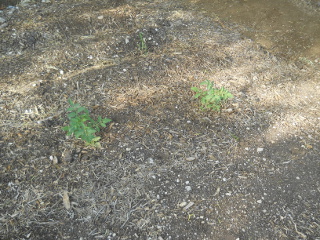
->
[191,80,233,111]
[138,32,147,53]
[62,99,112,146]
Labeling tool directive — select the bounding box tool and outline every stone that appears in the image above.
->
[257,147,264,152]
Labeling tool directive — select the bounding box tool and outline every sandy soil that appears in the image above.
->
[0,0,319,239]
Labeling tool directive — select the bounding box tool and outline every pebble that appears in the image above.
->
[179,201,187,207]
[52,156,58,164]
[257,147,264,152]
[50,155,58,164]
[186,157,196,161]
[125,36,130,44]
[185,186,192,191]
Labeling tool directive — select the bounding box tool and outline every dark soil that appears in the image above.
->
[0,0,319,239]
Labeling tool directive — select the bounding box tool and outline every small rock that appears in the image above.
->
[97,15,103,20]
[185,186,192,191]
[179,202,187,208]
[186,157,196,162]
[257,147,264,152]
[49,155,58,164]
[0,17,6,24]
[125,36,130,44]
[52,156,58,164]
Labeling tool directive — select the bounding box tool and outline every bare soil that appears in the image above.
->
[0,0,319,239]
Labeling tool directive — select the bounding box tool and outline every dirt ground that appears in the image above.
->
[0,0,319,239]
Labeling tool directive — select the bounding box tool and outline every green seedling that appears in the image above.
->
[230,133,240,141]
[138,32,147,53]
[191,80,233,111]
[62,99,112,147]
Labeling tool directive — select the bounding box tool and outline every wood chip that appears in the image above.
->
[183,201,194,211]
[62,150,73,163]
[213,187,220,196]
[62,191,71,210]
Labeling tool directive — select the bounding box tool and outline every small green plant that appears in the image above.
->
[62,99,112,147]
[138,32,147,53]
[191,80,233,111]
